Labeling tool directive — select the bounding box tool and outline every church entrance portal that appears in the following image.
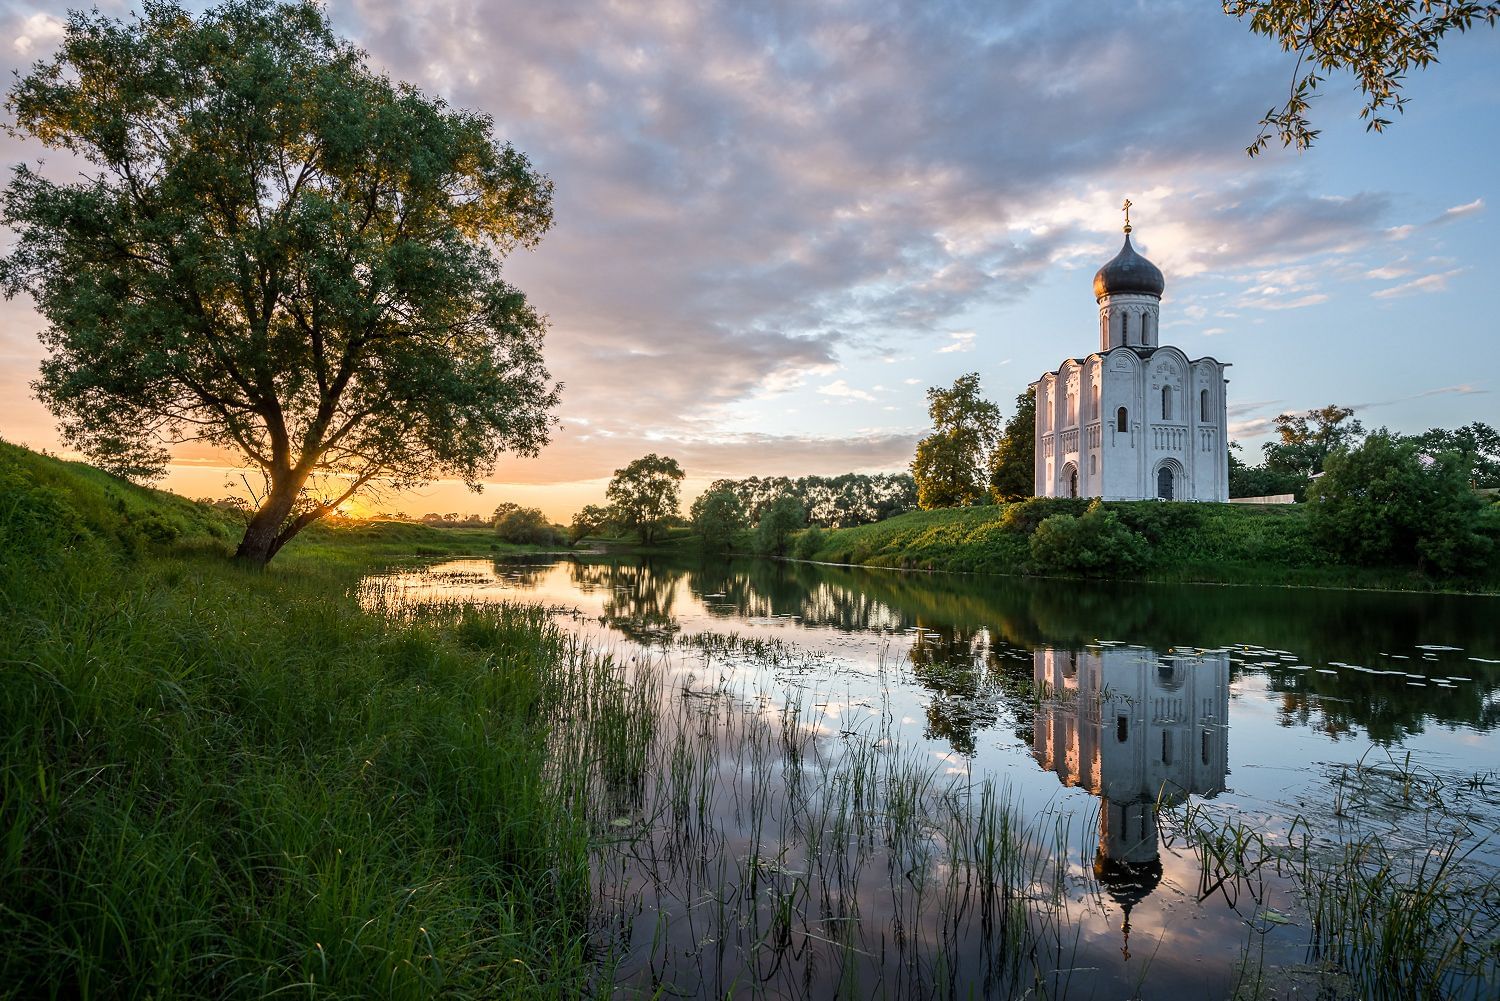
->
[1069,469,1079,498]
[1156,466,1174,500]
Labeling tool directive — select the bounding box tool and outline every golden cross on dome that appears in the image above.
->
[1122,198,1133,233]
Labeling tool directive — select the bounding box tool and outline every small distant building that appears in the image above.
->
[1031,206,1230,501]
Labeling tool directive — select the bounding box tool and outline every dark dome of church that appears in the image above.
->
[1093,855,1163,909]
[1093,233,1165,300]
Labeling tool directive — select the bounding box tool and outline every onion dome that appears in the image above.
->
[1092,232,1165,300]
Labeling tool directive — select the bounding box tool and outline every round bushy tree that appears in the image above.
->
[1,1,557,565]
[1308,431,1492,576]
[755,496,806,557]
[1028,501,1151,577]
[690,489,746,553]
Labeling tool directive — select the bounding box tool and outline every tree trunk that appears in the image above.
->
[233,474,304,566]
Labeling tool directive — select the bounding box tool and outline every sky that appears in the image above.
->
[1,0,1497,521]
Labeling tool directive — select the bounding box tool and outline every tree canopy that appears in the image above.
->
[1228,0,1500,154]
[0,0,557,565]
[703,473,916,529]
[1263,404,1365,478]
[988,387,1036,502]
[689,489,746,553]
[606,454,683,545]
[912,373,1002,509]
[1308,430,1493,575]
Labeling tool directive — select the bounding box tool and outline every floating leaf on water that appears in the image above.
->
[1261,908,1295,926]
[1469,657,1500,664]
[1415,644,1462,652]
[609,817,634,829]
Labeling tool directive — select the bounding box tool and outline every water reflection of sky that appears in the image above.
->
[360,555,1500,997]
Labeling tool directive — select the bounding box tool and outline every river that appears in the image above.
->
[360,554,1500,999]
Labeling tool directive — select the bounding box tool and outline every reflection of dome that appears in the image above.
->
[1093,854,1163,910]
[1092,233,1165,299]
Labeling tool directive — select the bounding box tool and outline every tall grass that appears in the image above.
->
[1162,752,1500,1001]
[1,493,605,997]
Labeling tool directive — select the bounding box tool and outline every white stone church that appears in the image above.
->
[1031,211,1229,501]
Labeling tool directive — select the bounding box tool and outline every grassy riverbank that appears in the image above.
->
[794,500,1500,593]
[0,442,602,997]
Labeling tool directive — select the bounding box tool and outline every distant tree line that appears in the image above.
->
[702,473,917,529]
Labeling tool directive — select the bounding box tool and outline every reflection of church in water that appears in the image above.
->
[1032,646,1230,949]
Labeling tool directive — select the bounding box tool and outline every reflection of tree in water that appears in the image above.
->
[569,559,682,644]
[907,624,1038,756]
[485,557,552,590]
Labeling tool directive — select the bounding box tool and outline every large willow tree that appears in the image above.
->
[1,0,558,564]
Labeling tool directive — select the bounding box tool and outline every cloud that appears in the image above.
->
[1436,198,1484,224]
[818,379,877,402]
[5,0,1473,490]
[1353,384,1489,410]
[11,12,63,55]
[937,330,976,354]
[1371,268,1465,299]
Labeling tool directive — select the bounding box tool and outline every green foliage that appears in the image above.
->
[1229,443,1309,500]
[689,489,746,553]
[0,456,600,996]
[1413,422,1500,489]
[568,503,613,544]
[1309,431,1494,576]
[605,454,684,545]
[1107,500,1208,545]
[1263,404,1365,478]
[0,1,557,565]
[1028,501,1151,576]
[755,495,806,557]
[998,496,1090,535]
[989,387,1036,502]
[793,524,826,561]
[704,472,916,527]
[912,373,1002,509]
[491,503,567,547]
[1228,0,1500,154]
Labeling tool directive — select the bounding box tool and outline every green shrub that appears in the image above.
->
[1308,432,1494,577]
[793,525,825,560]
[999,497,1089,535]
[1028,501,1151,576]
[1110,500,1208,544]
[493,505,568,547]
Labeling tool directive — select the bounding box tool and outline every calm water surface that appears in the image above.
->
[361,555,1500,999]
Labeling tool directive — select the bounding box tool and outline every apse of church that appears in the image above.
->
[1030,203,1230,501]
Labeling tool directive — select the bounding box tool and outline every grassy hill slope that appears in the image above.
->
[798,498,1499,592]
[0,441,600,998]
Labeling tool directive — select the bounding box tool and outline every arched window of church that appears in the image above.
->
[1089,453,1097,475]
[1161,730,1172,765]
[1067,390,1076,425]
[1116,716,1129,743]
[1200,388,1209,422]
[1116,406,1128,433]
[1121,312,1129,344]
[1161,385,1172,420]
[1201,729,1210,766]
